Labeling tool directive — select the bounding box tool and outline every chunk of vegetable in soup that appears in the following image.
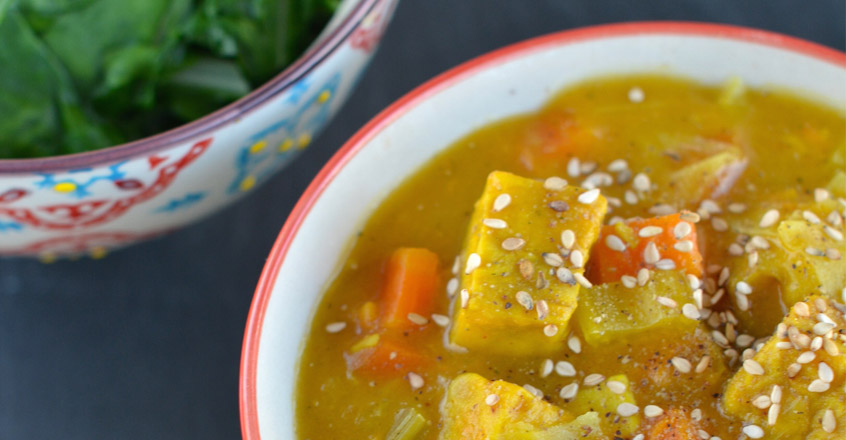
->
[296,75,846,439]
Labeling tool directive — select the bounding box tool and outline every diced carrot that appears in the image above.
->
[379,247,439,330]
[645,409,700,440]
[517,110,599,174]
[586,213,703,284]
[344,335,429,378]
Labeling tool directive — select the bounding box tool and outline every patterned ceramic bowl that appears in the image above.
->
[0,0,398,259]
[239,23,844,439]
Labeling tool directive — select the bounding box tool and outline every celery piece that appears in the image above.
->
[387,408,427,440]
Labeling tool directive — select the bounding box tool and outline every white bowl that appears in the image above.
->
[0,0,398,258]
[240,22,845,439]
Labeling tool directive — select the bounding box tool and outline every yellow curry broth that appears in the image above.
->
[296,75,845,439]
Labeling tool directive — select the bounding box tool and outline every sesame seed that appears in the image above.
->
[655,259,676,270]
[687,274,701,289]
[748,251,759,267]
[700,199,722,214]
[556,267,576,285]
[559,383,578,399]
[693,289,705,309]
[824,225,843,241]
[735,292,750,311]
[815,298,827,312]
[811,336,824,351]
[633,173,651,192]
[567,157,581,177]
[711,288,725,304]
[518,259,534,279]
[736,281,752,295]
[483,218,507,229]
[446,277,459,297]
[637,268,650,286]
[644,242,660,264]
[815,188,830,202]
[502,237,526,251]
[695,356,711,373]
[451,256,461,274]
[605,234,626,251]
[431,314,450,327]
[797,351,816,364]
[608,159,628,172]
[540,359,554,378]
[628,86,645,103]
[727,243,744,256]
[819,362,834,383]
[570,250,585,268]
[606,380,626,394]
[644,405,664,418]
[803,210,822,224]
[515,291,533,311]
[657,296,678,308]
[825,339,840,356]
[617,402,639,417]
[639,226,663,237]
[674,240,695,252]
[632,435,644,440]
[806,247,824,257]
[794,301,810,317]
[568,335,582,354]
[407,313,428,325]
[728,203,747,213]
[544,176,568,190]
[578,188,601,204]
[827,248,842,260]
[749,236,770,250]
[408,372,424,390]
[813,322,835,335]
[485,393,499,406]
[752,395,771,409]
[649,204,676,216]
[770,385,782,404]
[742,425,764,439]
[325,322,347,333]
[460,289,470,308]
[712,330,729,347]
[573,272,593,288]
[624,190,638,204]
[776,341,793,349]
[682,303,700,320]
[561,230,576,249]
[736,334,755,348]
[711,217,728,232]
[536,300,549,320]
[493,193,512,212]
[671,357,692,373]
[768,403,780,426]
[556,361,576,377]
[823,409,836,433]
[543,324,559,337]
[465,253,481,274]
[759,209,780,228]
[808,379,830,392]
[583,373,605,386]
[743,359,765,375]
[718,267,730,286]
[828,211,843,226]
[549,200,569,211]
[621,275,637,288]
[691,408,702,421]
[542,252,564,267]
[523,384,543,399]
[680,211,701,223]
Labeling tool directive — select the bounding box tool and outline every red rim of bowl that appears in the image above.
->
[0,0,379,174]
[239,21,846,440]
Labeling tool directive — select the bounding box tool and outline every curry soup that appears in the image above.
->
[296,75,846,439]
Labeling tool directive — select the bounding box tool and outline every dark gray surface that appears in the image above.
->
[0,1,843,438]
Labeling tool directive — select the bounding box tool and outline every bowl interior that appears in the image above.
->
[245,24,845,439]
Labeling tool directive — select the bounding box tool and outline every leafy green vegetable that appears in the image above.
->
[0,0,339,158]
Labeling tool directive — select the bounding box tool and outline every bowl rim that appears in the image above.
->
[0,0,380,174]
[239,21,846,440]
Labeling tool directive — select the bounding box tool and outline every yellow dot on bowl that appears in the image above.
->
[54,182,77,193]
[240,175,257,192]
[297,133,312,149]
[90,246,108,260]
[318,90,331,103]
[249,140,268,154]
[278,138,294,152]
[39,253,57,264]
